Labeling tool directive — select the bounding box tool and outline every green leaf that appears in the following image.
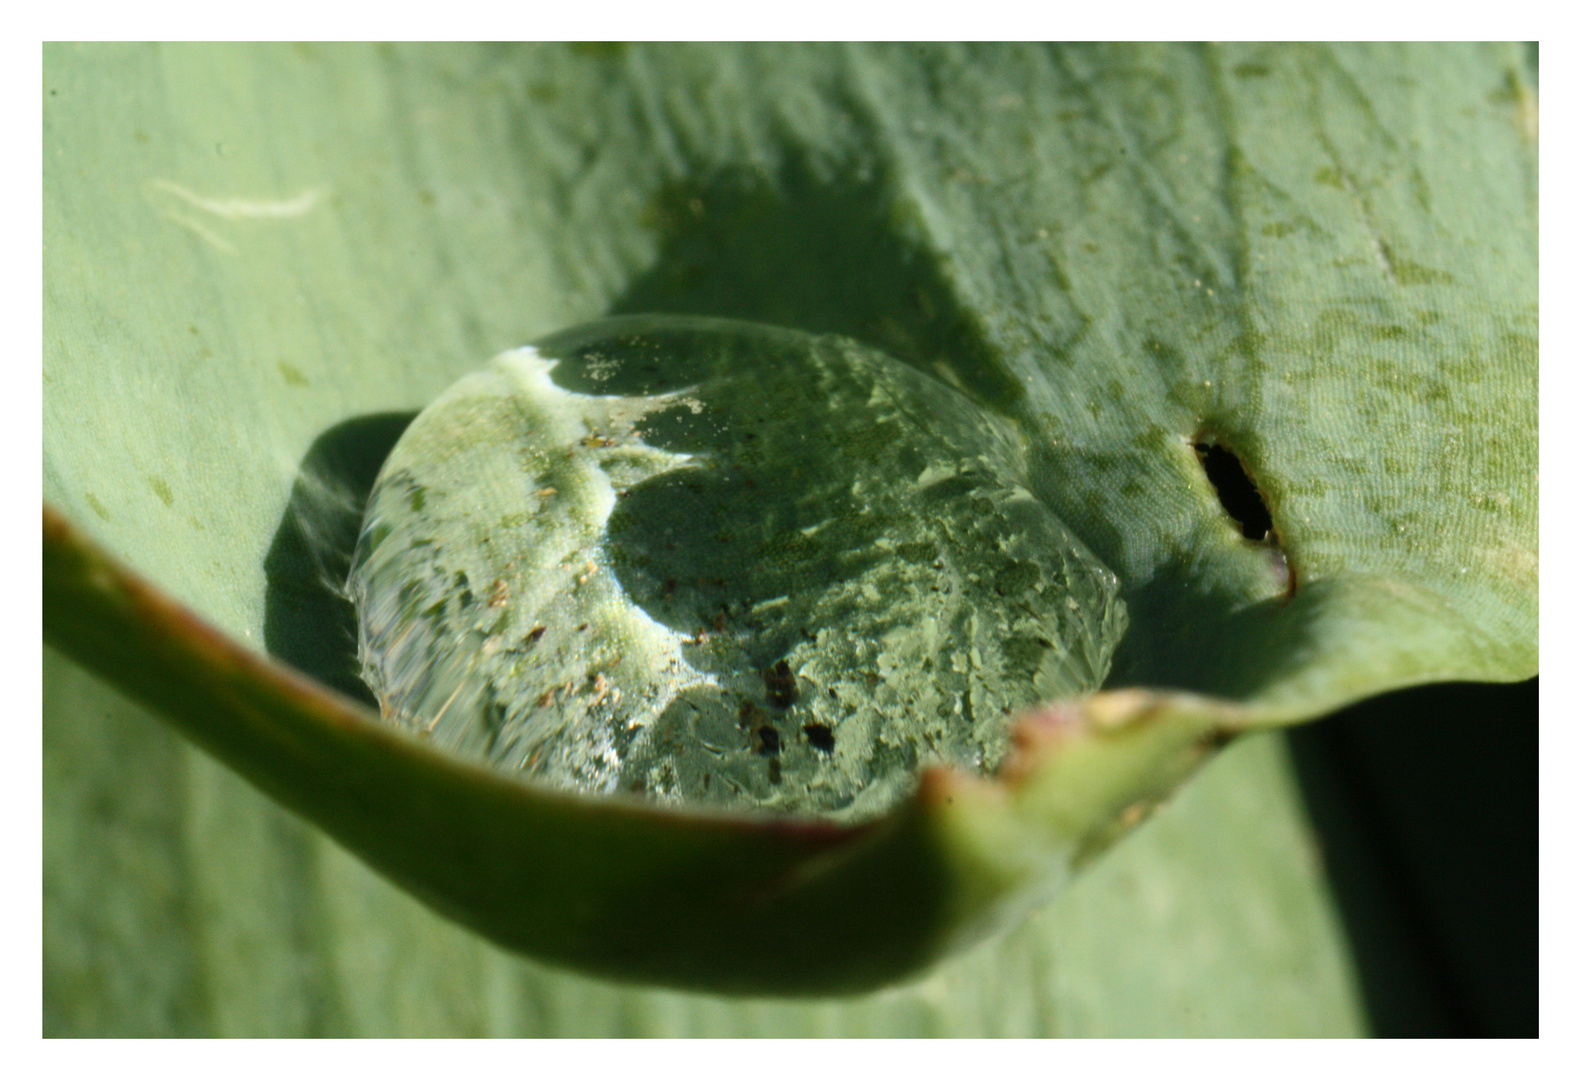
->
[44,43,1534,1034]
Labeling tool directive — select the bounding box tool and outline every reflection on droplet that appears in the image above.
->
[347,316,1126,820]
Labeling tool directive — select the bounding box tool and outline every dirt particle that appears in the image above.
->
[765,659,798,708]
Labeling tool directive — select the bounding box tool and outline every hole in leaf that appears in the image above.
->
[1194,440,1273,542]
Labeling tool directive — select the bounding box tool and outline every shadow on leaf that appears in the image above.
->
[263,412,417,706]
[614,154,1026,413]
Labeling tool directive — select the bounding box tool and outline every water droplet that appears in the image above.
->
[347,316,1126,820]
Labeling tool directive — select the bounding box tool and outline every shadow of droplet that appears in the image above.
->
[262,412,417,706]
[1286,677,1537,1036]
[611,154,1026,413]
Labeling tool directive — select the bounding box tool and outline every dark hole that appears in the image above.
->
[756,725,782,756]
[1194,442,1273,541]
[767,759,783,785]
[803,723,836,753]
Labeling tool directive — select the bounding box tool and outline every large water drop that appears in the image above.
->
[348,316,1126,819]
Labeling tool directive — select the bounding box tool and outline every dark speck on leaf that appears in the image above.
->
[765,659,798,708]
[803,723,835,753]
[525,625,547,646]
[768,759,782,784]
[756,725,781,756]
